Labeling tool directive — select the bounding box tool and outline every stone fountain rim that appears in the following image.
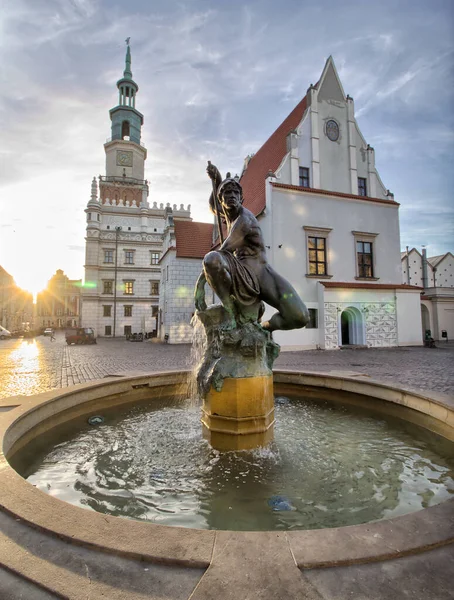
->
[0,369,453,570]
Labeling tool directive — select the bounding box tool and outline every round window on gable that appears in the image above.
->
[326,119,339,142]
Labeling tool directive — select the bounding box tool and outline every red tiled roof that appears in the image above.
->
[271,183,399,206]
[240,96,308,216]
[321,282,423,290]
[174,220,214,259]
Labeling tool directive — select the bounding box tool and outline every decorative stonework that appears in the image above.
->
[324,302,340,349]
[324,301,398,349]
[364,302,397,347]
[99,232,161,242]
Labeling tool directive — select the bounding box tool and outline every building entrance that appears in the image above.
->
[340,307,365,346]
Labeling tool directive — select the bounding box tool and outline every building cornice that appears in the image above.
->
[321,282,422,290]
[271,183,400,207]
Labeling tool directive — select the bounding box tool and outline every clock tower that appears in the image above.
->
[81,41,192,338]
[101,41,148,207]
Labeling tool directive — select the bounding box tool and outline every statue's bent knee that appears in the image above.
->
[203,251,224,274]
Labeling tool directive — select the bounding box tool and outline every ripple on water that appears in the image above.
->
[15,396,454,531]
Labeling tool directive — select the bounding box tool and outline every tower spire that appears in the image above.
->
[124,38,132,80]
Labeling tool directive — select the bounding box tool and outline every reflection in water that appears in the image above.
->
[15,396,454,531]
[0,339,43,398]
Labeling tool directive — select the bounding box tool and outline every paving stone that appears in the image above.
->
[0,335,453,400]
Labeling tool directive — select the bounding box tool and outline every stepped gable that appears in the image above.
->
[174,220,214,258]
[240,96,307,216]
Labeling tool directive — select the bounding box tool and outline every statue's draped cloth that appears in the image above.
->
[220,250,260,306]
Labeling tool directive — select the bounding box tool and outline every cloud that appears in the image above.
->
[1,0,453,287]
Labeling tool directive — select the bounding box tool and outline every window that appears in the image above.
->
[106,225,110,230]
[124,325,132,336]
[124,250,134,264]
[105,325,112,336]
[124,305,132,317]
[103,280,113,294]
[166,265,169,281]
[308,237,327,275]
[358,177,367,196]
[104,250,114,264]
[299,167,310,188]
[152,305,159,317]
[151,281,159,295]
[150,252,160,265]
[124,281,134,295]
[97,214,100,221]
[357,241,374,278]
[306,308,318,329]
[87,212,91,220]
[103,305,112,317]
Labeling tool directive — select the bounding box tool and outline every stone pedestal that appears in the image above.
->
[201,375,275,451]
[194,305,280,451]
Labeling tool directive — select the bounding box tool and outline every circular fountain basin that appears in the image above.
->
[0,370,453,569]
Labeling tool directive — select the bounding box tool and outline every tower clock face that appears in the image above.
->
[116,150,133,167]
[326,120,339,142]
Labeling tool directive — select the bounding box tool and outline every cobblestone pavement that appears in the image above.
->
[0,331,453,400]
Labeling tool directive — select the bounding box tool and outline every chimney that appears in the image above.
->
[422,247,428,289]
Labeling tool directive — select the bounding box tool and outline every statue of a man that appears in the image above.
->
[194,164,309,332]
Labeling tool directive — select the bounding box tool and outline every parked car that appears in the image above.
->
[65,328,97,345]
[43,328,54,336]
[0,326,12,340]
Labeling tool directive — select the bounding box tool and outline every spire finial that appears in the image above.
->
[91,176,98,202]
[124,38,132,79]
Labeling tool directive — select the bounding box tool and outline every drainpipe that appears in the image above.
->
[422,247,428,289]
[405,246,410,285]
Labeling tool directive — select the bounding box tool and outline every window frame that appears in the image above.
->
[103,249,114,264]
[124,249,135,265]
[150,281,159,296]
[124,325,132,336]
[123,280,134,295]
[299,166,310,188]
[124,305,133,317]
[103,305,112,317]
[303,226,333,279]
[306,308,318,329]
[150,251,160,265]
[358,177,367,197]
[105,325,112,336]
[352,231,379,280]
[102,280,113,295]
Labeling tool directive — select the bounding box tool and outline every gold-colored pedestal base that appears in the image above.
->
[201,375,275,451]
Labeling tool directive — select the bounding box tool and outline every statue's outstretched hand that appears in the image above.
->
[207,161,220,182]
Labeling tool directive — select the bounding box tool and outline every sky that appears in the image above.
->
[1,0,453,296]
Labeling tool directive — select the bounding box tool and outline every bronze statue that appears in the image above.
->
[194,163,309,332]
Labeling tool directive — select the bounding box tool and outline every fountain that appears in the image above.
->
[193,163,307,450]
[0,167,453,596]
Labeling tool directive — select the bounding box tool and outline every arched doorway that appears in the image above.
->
[340,307,365,346]
[421,304,431,339]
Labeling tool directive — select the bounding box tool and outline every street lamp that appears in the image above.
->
[113,226,122,337]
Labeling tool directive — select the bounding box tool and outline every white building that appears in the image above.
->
[162,56,424,349]
[401,248,454,341]
[81,45,191,337]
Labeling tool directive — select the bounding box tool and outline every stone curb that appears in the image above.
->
[0,369,452,572]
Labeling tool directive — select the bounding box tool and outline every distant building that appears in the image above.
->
[81,44,192,337]
[401,248,454,341]
[159,219,214,343]
[0,267,34,332]
[162,56,423,348]
[36,269,81,329]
